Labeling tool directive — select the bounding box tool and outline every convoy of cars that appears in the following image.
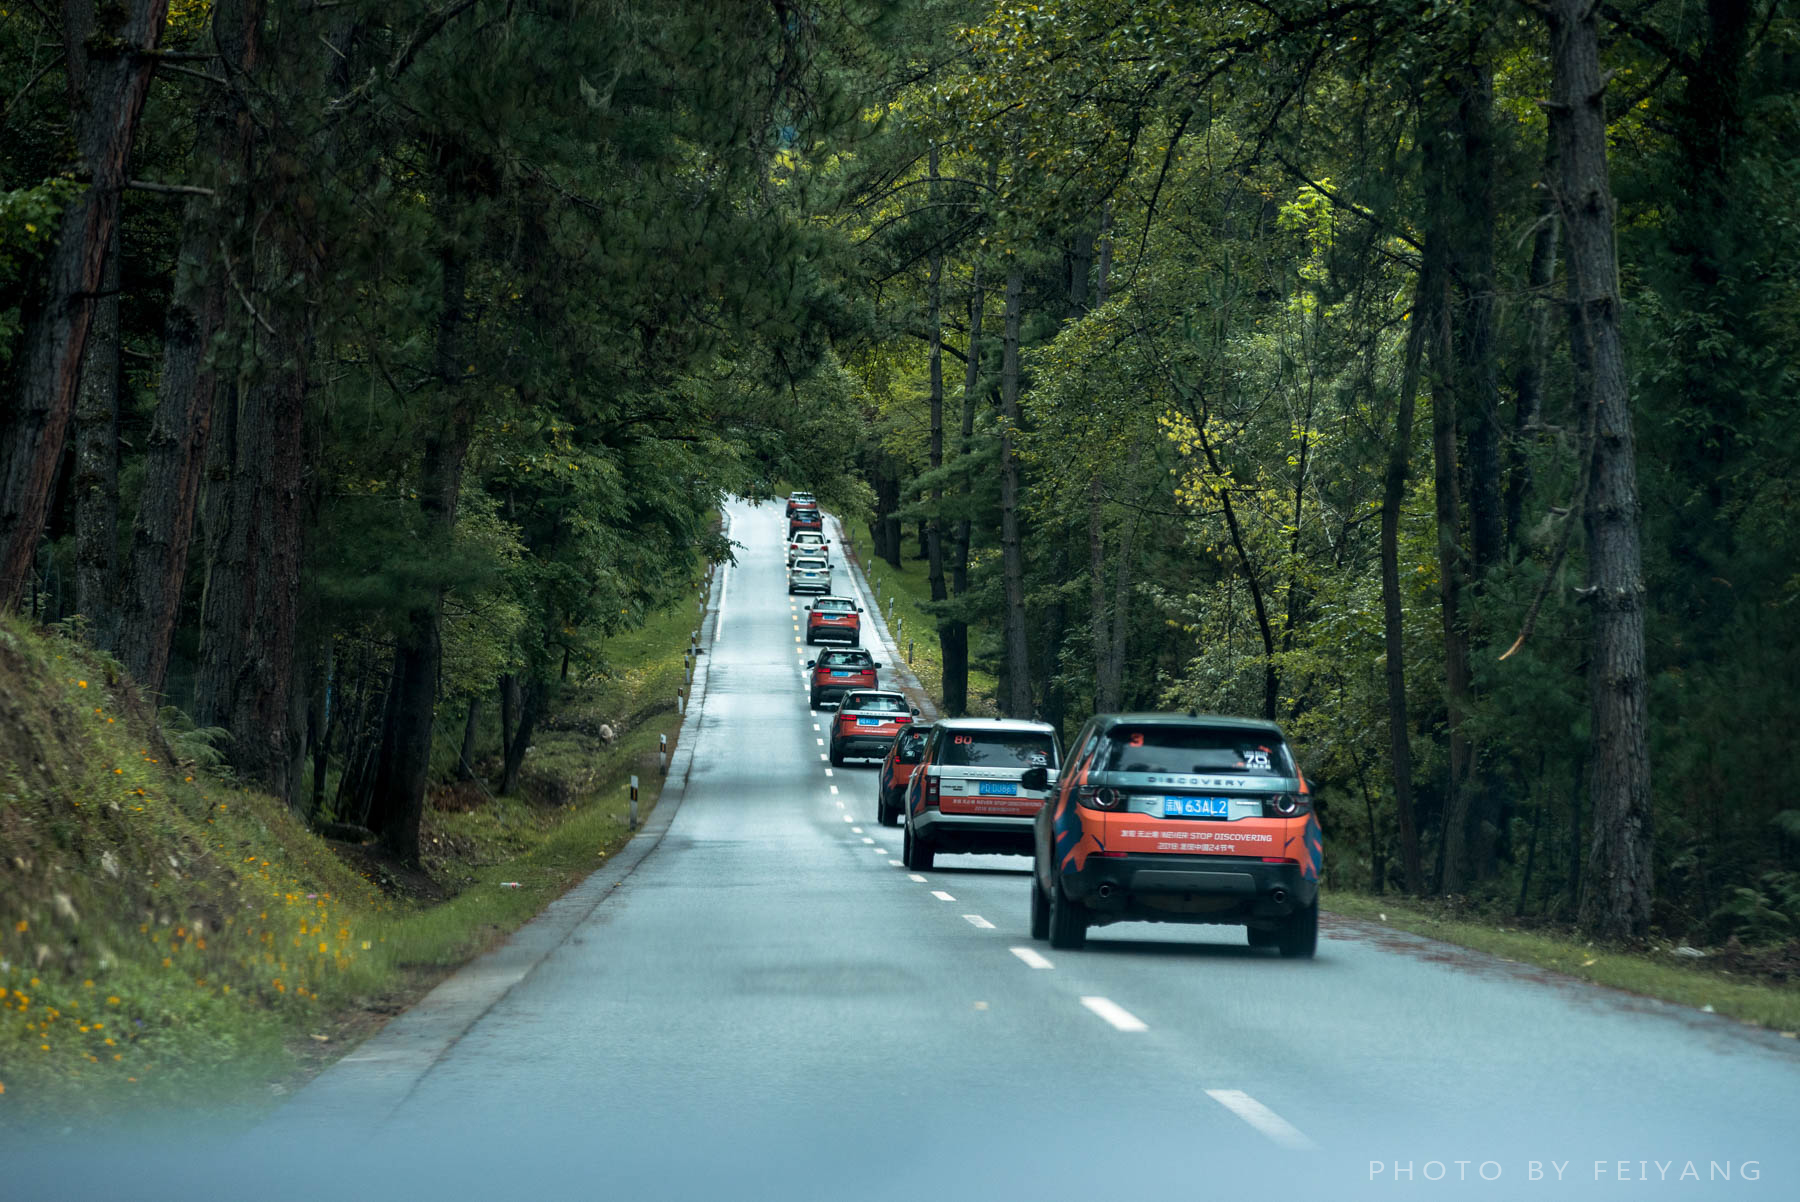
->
[775,492,1319,959]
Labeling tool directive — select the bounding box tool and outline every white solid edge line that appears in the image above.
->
[713,557,729,640]
[1009,946,1053,970]
[1080,996,1148,1032]
[962,914,995,929]
[931,890,956,901]
[1205,1090,1317,1151]
[908,874,928,883]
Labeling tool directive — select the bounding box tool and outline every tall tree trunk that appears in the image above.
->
[364,245,473,865]
[1506,178,1558,548]
[942,262,982,716]
[457,697,480,782]
[876,460,902,568]
[501,676,545,796]
[0,0,169,606]
[1088,476,1109,711]
[116,0,261,695]
[192,355,306,802]
[1381,262,1436,896]
[1550,0,1653,940]
[1432,296,1475,894]
[997,267,1031,718]
[1094,204,1113,309]
[73,222,121,640]
[925,147,948,612]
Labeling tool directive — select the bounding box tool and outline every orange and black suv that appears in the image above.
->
[1031,713,1321,955]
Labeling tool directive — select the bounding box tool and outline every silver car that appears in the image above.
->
[787,555,832,595]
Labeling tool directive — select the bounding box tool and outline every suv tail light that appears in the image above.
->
[1076,785,1124,810]
[923,775,940,808]
[1262,793,1312,818]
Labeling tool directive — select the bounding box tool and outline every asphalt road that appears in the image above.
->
[14,498,1800,1200]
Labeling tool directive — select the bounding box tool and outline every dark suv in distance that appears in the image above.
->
[1031,713,1321,955]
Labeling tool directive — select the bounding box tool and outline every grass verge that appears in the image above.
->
[840,524,999,715]
[0,583,703,1120]
[1325,889,1800,1034]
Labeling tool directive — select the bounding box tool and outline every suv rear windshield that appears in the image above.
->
[819,650,872,667]
[793,557,826,569]
[815,598,853,612]
[843,693,907,712]
[1101,725,1293,776]
[937,730,1057,769]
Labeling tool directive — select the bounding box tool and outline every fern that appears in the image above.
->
[157,706,234,773]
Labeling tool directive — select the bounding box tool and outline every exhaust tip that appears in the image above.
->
[1271,888,1288,904]
[1096,883,1116,900]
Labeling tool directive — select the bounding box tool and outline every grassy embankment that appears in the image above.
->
[832,527,1798,1032]
[0,591,702,1119]
[839,525,999,715]
[1323,890,1800,1034]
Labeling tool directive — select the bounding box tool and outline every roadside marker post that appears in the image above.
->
[676,693,685,716]
[659,733,669,775]
[629,775,640,830]
[908,639,914,664]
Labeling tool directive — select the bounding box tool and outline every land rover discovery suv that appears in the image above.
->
[1031,713,1321,955]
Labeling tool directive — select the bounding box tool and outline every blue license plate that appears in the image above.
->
[978,782,1018,796]
[856,717,883,727]
[831,670,851,677]
[1163,795,1230,818]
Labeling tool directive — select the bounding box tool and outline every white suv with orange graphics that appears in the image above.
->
[901,718,1060,871]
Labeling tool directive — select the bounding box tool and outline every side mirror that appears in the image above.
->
[805,660,816,668]
[872,662,883,669]
[805,605,813,611]
[910,706,921,716]
[1021,766,1049,792]
[856,606,863,612]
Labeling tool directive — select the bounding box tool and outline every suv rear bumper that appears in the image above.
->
[915,810,1037,856]
[808,625,859,644]
[789,580,831,594]
[833,733,898,758]
[811,681,873,705]
[1060,853,1316,925]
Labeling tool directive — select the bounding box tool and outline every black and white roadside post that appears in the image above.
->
[629,775,640,830]
[659,733,669,775]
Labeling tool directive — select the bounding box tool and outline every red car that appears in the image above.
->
[807,647,879,709]
[829,690,919,767]
[877,725,929,827]
[788,504,822,536]
[786,491,816,518]
[805,596,862,645]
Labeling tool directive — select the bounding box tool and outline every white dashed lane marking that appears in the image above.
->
[1206,1090,1317,1151]
[1080,996,1148,1032]
[962,915,994,929]
[888,859,903,867]
[862,837,875,844]
[1009,947,1053,970]
[830,786,839,796]
[931,891,955,902]
[852,826,863,833]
